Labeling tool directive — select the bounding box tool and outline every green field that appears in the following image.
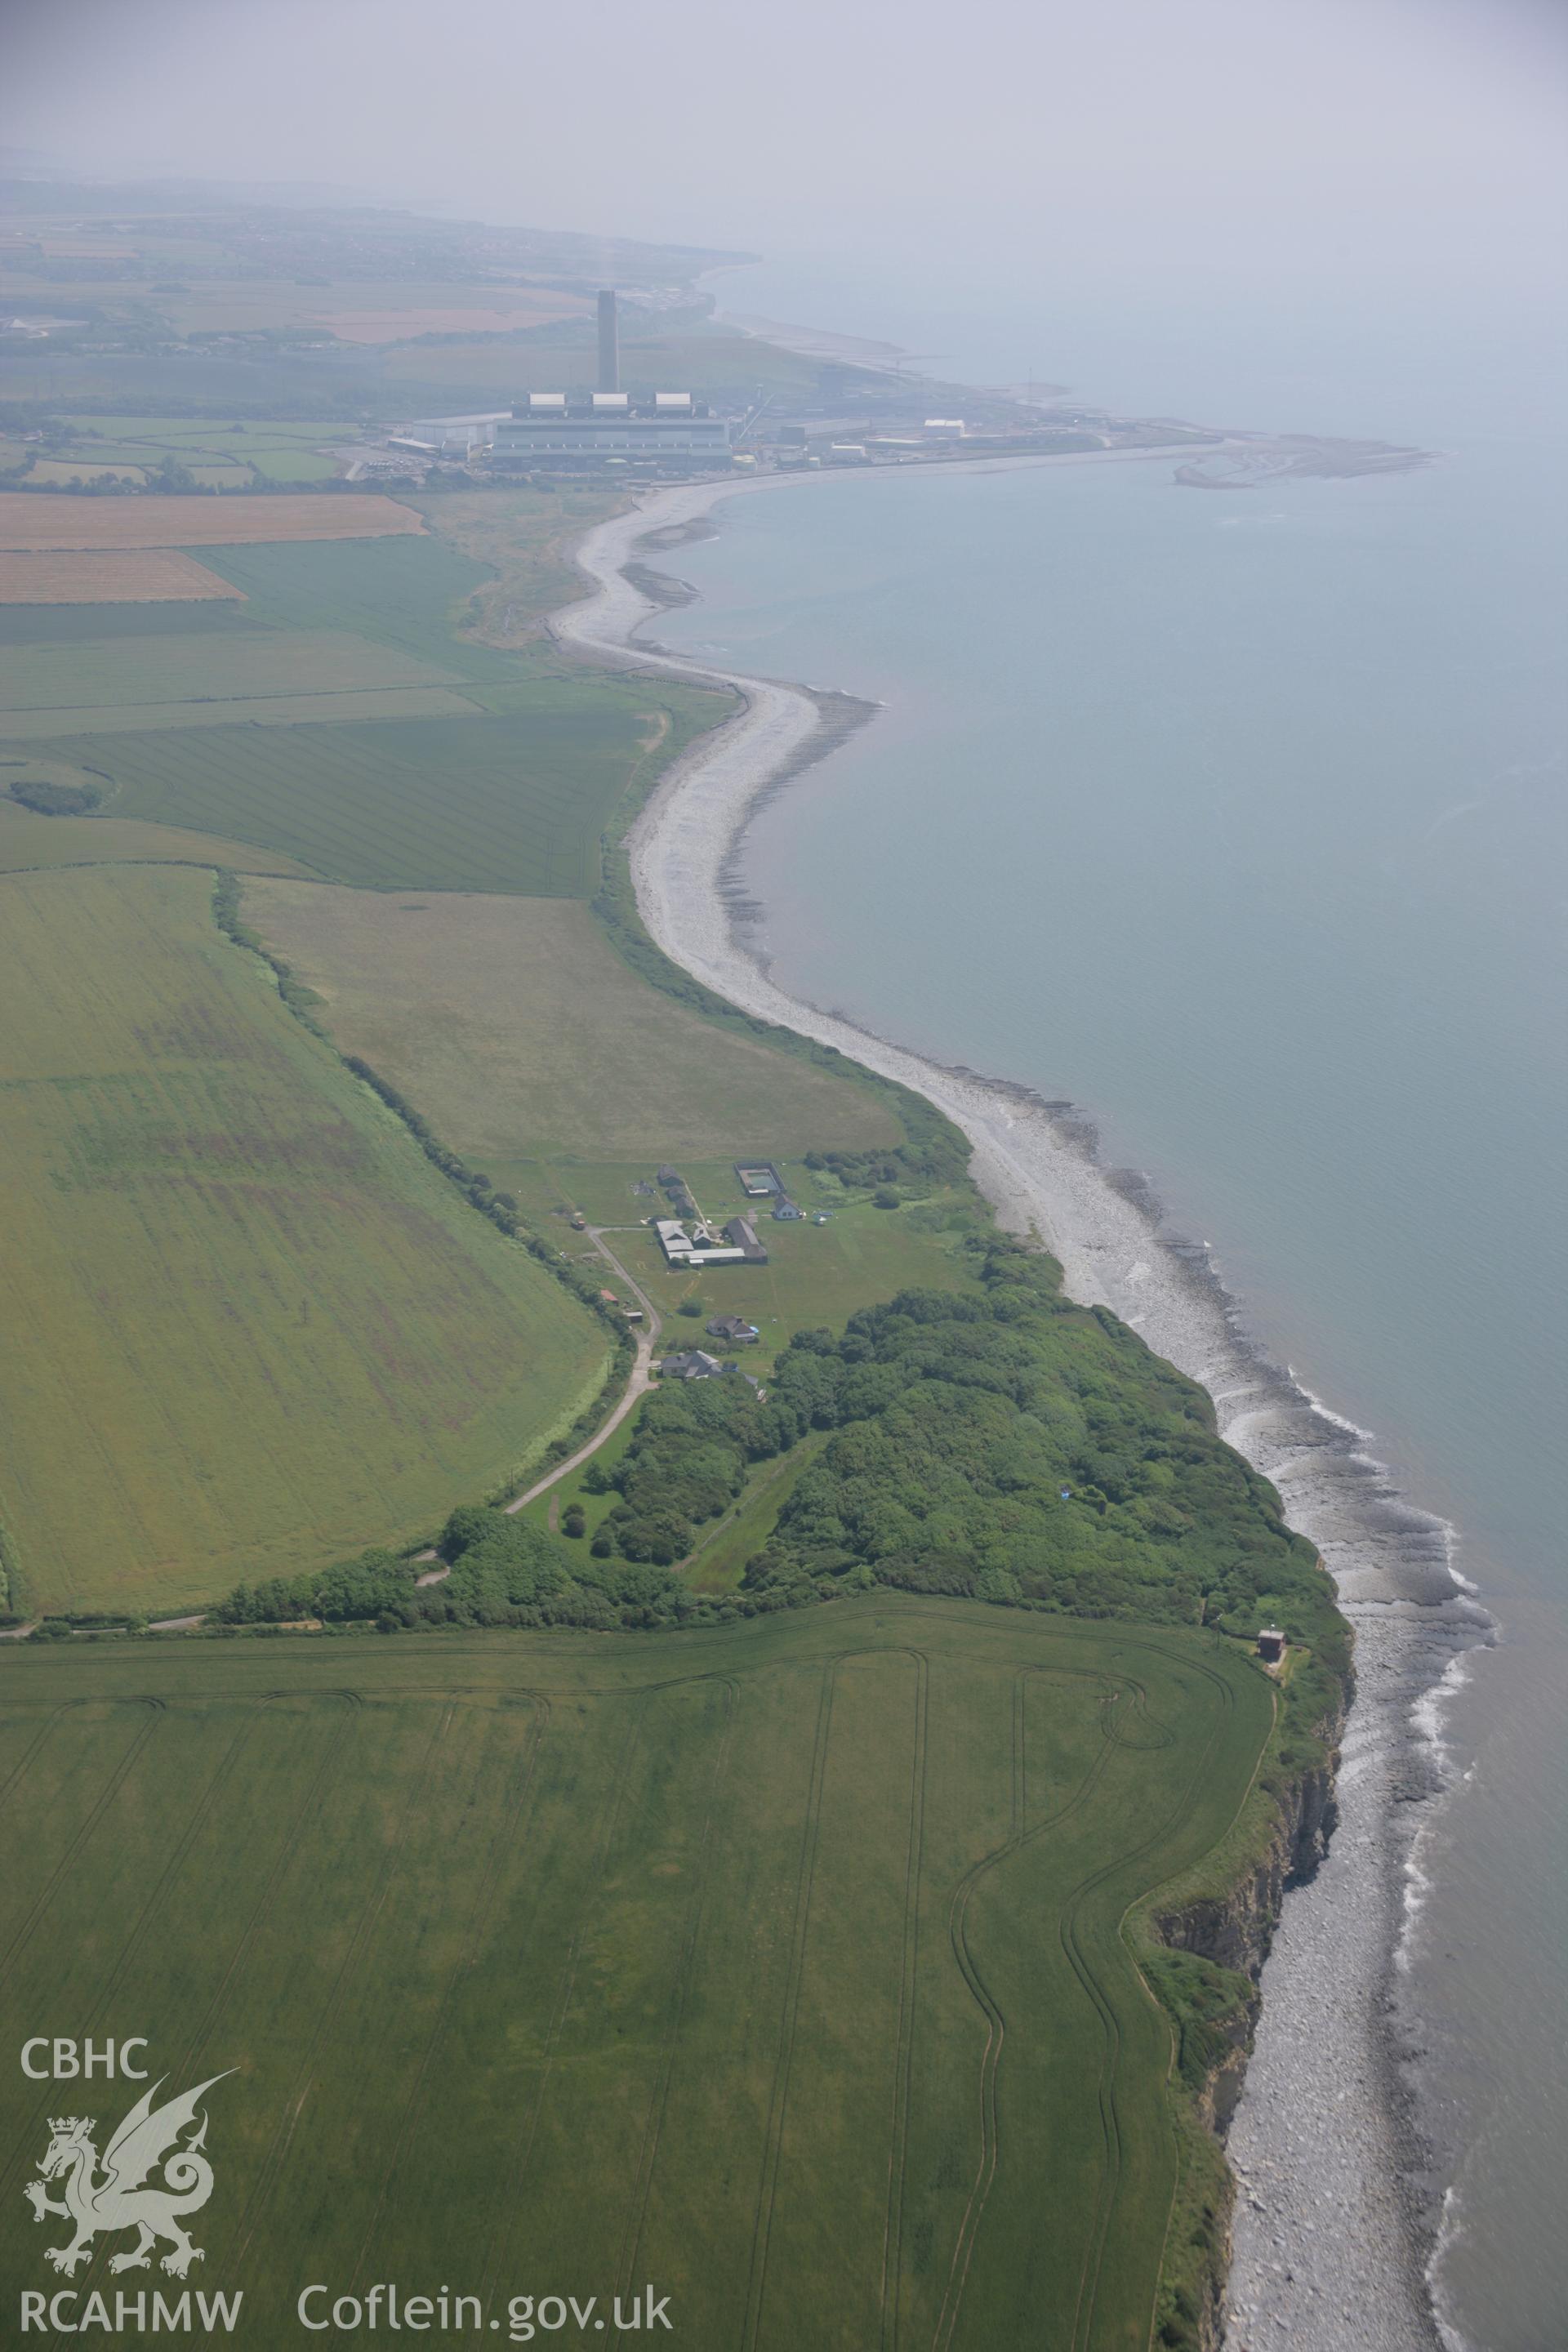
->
[42,705,658,891]
[0,626,461,711]
[0,685,483,739]
[243,884,901,1162]
[0,527,724,890]
[0,794,312,876]
[0,1604,1276,2350]
[0,864,610,1615]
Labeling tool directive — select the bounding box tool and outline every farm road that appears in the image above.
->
[503,1228,663,1514]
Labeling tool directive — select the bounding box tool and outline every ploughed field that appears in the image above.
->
[0,865,610,1615]
[0,1606,1275,2350]
[0,492,424,551]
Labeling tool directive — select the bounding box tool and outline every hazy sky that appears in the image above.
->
[6,0,1566,306]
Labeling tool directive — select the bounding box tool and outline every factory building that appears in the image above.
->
[488,291,733,471]
[489,391,731,470]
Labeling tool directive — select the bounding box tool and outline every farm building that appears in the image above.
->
[654,1218,746,1268]
[657,1352,764,1389]
[1257,1628,1287,1665]
[657,1350,725,1380]
[722,1217,768,1263]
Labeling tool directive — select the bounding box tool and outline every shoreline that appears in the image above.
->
[550,461,1490,2352]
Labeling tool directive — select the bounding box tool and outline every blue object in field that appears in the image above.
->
[1060,1489,1072,1501]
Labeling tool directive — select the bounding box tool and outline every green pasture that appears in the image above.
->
[190,530,526,673]
[0,1604,1276,2350]
[243,884,900,1165]
[0,863,610,1616]
[48,704,656,892]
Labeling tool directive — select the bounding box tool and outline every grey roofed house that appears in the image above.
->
[772,1197,804,1221]
[706,1315,760,1343]
[657,1349,725,1379]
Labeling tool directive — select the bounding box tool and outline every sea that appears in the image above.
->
[654,257,1568,2351]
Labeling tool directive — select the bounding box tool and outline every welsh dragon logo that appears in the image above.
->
[24,2073,232,2279]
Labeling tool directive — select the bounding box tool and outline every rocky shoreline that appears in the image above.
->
[549,468,1487,2350]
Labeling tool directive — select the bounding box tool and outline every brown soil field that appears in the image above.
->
[0,493,425,552]
[0,548,246,603]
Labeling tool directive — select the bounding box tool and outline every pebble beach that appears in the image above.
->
[551,474,1490,2350]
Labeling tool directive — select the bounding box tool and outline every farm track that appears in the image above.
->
[479,1691,653,2312]
[741,1658,838,2352]
[930,1668,1119,2352]
[226,1699,461,2279]
[881,1650,929,2352]
[349,1693,552,2290]
[0,1700,163,1989]
[505,1228,662,1514]
[21,1691,363,2350]
[611,1677,739,2347]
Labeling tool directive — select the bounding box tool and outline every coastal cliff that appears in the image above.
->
[1143,1668,1350,2350]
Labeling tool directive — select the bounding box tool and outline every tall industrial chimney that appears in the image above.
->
[596,290,619,393]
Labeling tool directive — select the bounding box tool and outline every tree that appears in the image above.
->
[562,1504,587,1539]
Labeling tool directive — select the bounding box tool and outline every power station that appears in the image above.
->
[488,290,733,473]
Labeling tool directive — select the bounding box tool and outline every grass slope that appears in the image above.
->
[0,864,609,1615]
[0,1603,1275,2351]
[242,883,900,1162]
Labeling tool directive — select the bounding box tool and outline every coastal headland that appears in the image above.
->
[551,461,1486,2350]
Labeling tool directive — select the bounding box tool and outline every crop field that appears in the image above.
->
[0,795,312,877]
[0,1605,1275,2349]
[49,702,672,892]
[0,864,610,1615]
[189,530,505,658]
[0,627,461,712]
[0,550,245,604]
[243,884,902,1163]
[0,493,424,552]
[0,686,482,740]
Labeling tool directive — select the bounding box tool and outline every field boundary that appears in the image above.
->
[207,867,634,1525]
